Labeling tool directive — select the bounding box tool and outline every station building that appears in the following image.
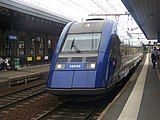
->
[0,0,71,69]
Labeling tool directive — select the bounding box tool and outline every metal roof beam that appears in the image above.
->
[0,0,71,24]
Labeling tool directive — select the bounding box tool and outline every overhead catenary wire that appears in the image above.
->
[15,0,137,33]
[90,0,109,13]
[105,0,118,13]
[20,0,93,17]
[56,0,90,14]
[67,0,94,14]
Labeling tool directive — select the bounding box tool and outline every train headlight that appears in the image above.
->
[86,63,96,69]
[55,63,65,70]
[90,63,96,68]
[57,64,62,69]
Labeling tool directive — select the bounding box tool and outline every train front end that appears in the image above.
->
[47,19,115,96]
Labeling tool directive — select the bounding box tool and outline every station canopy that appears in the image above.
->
[122,0,160,40]
[0,0,71,34]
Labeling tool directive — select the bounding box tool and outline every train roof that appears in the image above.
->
[68,19,116,34]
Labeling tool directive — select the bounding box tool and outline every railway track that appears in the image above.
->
[0,61,141,119]
[0,82,46,111]
[34,98,110,120]
[0,79,127,120]
[33,66,134,120]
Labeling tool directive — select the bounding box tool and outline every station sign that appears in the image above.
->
[8,35,17,40]
[27,57,33,61]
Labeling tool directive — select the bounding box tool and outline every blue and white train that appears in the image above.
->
[47,18,143,96]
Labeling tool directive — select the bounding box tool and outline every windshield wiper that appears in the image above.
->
[73,44,81,53]
[70,39,75,50]
[70,39,81,53]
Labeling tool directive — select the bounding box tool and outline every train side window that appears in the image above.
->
[120,38,130,56]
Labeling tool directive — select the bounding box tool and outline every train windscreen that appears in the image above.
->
[61,33,101,53]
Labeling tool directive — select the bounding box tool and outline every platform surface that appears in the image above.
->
[0,64,49,80]
[99,53,160,120]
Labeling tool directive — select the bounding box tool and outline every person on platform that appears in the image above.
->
[0,57,4,70]
[151,47,158,68]
[157,48,160,70]
[3,57,9,71]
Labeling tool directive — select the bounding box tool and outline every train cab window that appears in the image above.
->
[61,33,101,53]
[109,34,121,73]
[109,34,120,59]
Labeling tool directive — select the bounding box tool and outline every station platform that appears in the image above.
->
[0,64,49,89]
[98,53,160,120]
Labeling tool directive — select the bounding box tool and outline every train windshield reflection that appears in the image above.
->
[61,33,101,52]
